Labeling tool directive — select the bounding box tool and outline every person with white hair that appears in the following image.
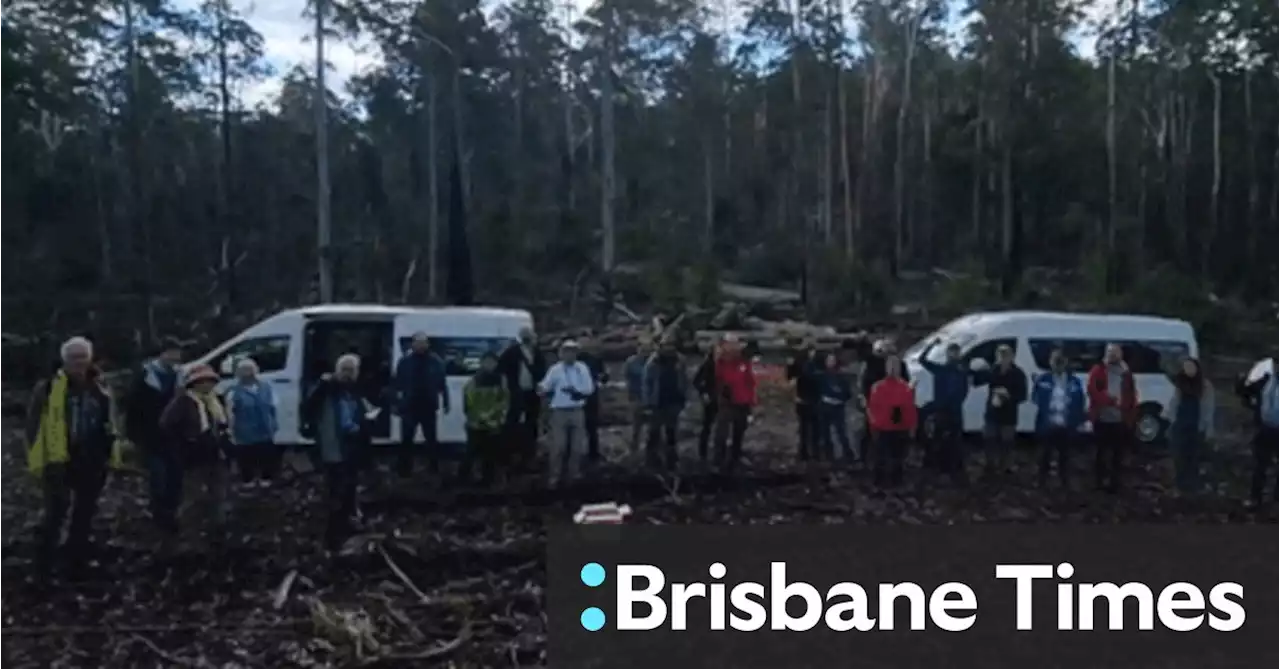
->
[25,335,116,578]
[537,340,595,488]
[393,332,450,479]
[302,353,372,551]
[225,357,280,488]
[125,336,185,530]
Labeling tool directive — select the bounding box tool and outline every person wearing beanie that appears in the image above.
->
[158,363,230,547]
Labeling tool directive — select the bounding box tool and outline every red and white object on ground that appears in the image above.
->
[574,502,633,525]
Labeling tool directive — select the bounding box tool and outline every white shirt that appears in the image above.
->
[539,361,596,410]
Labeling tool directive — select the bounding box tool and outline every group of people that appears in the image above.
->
[21,326,1279,579]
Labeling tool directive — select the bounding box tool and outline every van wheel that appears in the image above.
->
[1134,404,1166,444]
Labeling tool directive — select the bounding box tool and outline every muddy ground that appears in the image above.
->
[2,367,1276,668]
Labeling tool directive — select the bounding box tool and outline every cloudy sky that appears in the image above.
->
[196,0,1102,107]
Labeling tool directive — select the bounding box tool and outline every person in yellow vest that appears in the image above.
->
[24,336,118,579]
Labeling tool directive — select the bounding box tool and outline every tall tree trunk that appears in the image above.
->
[1205,71,1221,280]
[599,5,617,273]
[1104,39,1118,293]
[838,54,854,259]
[821,86,834,244]
[314,0,334,302]
[421,73,440,301]
[216,0,237,308]
[1243,68,1259,268]
[892,15,921,278]
[703,136,714,252]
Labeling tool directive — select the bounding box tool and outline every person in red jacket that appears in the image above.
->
[867,355,918,488]
[712,334,757,473]
[1086,343,1138,492]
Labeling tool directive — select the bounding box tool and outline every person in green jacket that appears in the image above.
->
[463,351,510,486]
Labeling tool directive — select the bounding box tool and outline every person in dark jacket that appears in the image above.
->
[691,345,719,465]
[972,344,1027,479]
[579,337,610,464]
[1237,356,1277,509]
[786,338,822,461]
[125,337,184,529]
[816,351,854,461]
[867,355,917,488]
[303,354,374,551]
[26,337,117,578]
[1163,357,1215,496]
[1031,347,1087,489]
[498,327,548,469]
[394,332,450,478]
[917,339,970,481]
[622,340,654,454]
[158,364,229,547]
[643,338,689,470]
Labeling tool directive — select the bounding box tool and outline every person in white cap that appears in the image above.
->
[537,340,596,488]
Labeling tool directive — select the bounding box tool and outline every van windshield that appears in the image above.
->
[905,331,978,364]
[398,337,512,376]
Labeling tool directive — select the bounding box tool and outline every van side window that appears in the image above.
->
[1028,338,1189,374]
[211,335,291,376]
[398,337,509,376]
[964,338,1018,366]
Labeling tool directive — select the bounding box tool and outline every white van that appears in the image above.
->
[903,311,1199,443]
[188,304,534,446]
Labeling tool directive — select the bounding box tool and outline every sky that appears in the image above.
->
[197,0,1105,108]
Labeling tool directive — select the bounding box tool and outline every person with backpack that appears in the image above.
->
[462,351,510,487]
[1163,357,1215,497]
[972,344,1028,480]
[1086,343,1138,493]
[867,355,918,488]
[26,336,118,578]
[1031,346,1087,489]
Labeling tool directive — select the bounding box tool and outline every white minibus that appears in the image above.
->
[187,304,534,445]
[903,311,1199,443]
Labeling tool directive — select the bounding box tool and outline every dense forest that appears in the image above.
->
[2,0,1276,358]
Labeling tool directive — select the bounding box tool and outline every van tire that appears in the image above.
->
[1134,403,1166,444]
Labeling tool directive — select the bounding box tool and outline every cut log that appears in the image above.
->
[718,282,802,304]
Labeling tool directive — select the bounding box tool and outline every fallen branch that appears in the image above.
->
[129,634,200,668]
[2,620,306,636]
[273,569,299,610]
[377,542,431,603]
[362,625,473,666]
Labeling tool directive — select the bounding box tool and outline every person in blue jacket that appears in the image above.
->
[917,339,971,483]
[815,351,855,462]
[394,332,450,478]
[225,358,280,488]
[1031,346,1087,489]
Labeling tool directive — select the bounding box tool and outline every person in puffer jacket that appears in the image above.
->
[643,338,689,471]
[712,335,756,473]
[158,364,229,547]
[972,344,1028,479]
[815,351,854,462]
[1031,347,1086,489]
[867,355,917,488]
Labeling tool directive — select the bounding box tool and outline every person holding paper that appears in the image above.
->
[972,344,1028,480]
[302,354,373,551]
[538,340,596,489]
